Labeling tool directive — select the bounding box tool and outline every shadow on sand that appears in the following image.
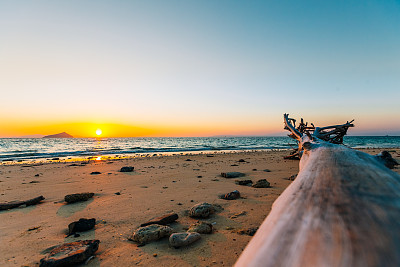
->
[56,199,94,218]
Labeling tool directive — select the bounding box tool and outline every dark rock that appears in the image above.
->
[252,169,257,171]
[233,227,258,236]
[231,164,239,166]
[35,174,40,177]
[375,151,399,169]
[29,180,40,184]
[287,174,297,181]
[263,169,271,172]
[68,218,96,235]
[140,213,179,227]
[219,190,241,200]
[188,222,213,234]
[130,224,173,245]
[90,172,101,175]
[252,179,270,188]
[189,202,215,218]
[206,155,214,157]
[52,158,60,160]
[221,172,245,178]
[238,159,246,162]
[235,180,253,186]
[120,166,135,172]
[115,192,121,195]
[64,193,94,204]
[197,176,202,178]
[39,240,99,267]
[169,232,201,248]
[74,233,80,238]
[185,159,192,161]
[68,164,80,167]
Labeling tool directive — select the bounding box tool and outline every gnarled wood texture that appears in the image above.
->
[235,115,400,267]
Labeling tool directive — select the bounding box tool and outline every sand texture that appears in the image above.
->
[1,149,399,266]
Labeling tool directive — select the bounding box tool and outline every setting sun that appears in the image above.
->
[96,129,102,136]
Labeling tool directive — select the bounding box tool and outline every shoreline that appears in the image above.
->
[1,149,399,266]
[2,146,400,166]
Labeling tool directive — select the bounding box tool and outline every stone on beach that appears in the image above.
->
[189,202,215,218]
[140,213,179,227]
[169,232,201,248]
[39,240,100,267]
[233,227,258,236]
[221,172,245,178]
[235,179,253,186]
[219,190,241,200]
[64,193,94,203]
[252,179,270,188]
[120,166,134,172]
[130,224,173,245]
[68,218,96,235]
[188,222,213,234]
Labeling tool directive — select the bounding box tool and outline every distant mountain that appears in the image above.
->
[19,134,45,138]
[43,132,73,138]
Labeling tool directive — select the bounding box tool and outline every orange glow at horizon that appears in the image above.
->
[0,118,285,138]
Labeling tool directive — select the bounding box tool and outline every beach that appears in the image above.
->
[1,149,399,266]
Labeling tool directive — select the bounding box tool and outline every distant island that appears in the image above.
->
[42,132,73,138]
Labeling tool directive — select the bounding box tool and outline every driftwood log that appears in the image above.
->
[0,196,45,211]
[284,114,354,159]
[235,114,400,267]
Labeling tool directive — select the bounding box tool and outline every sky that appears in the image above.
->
[0,0,399,137]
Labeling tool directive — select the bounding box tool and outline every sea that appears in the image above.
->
[0,136,399,163]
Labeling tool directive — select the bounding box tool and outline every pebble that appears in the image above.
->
[140,213,179,227]
[64,193,94,204]
[68,218,96,235]
[188,222,213,234]
[40,240,100,267]
[235,180,253,186]
[252,179,271,188]
[189,202,215,218]
[169,232,201,248]
[219,190,240,200]
[221,172,245,178]
[130,224,173,245]
[120,166,134,172]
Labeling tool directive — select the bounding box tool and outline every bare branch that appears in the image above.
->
[283,114,302,140]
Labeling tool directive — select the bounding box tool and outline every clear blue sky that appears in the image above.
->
[0,0,399,137]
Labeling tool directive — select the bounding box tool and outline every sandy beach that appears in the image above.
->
[1,149,399,266]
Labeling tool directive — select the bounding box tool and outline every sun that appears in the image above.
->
[96,129,102,136]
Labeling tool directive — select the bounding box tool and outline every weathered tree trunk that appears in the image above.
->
[235,115,400,267]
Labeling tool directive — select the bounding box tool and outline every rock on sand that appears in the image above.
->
[130,224,173,245]
[169,232,201,248]
[40,240,99,267]
[188,222,213,234]
[189,202,215,218]
[64,193,94,203]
